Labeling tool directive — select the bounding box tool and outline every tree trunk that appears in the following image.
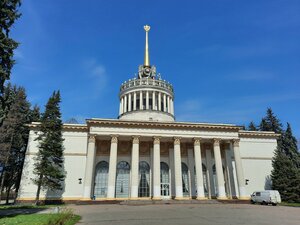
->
[35,174,43,205]
[5,187,11,204]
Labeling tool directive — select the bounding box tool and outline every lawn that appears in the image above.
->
[279,202,300,207]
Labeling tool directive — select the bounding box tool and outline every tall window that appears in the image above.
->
[138,161,150,197]
[94,161,109,198]
[194,164,209,197]
[160,162,170,196]
[181,163,189,197]
[115,161,130,198]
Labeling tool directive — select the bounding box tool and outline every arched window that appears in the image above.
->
[115,161,130,198]
[138,161,150,197]
[94,161,109,198]
[181,163,189,197]
[160,162,170,197]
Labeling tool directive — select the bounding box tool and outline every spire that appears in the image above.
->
[144,25,150,66]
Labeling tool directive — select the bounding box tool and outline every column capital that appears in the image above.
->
[213,138,221,146]
[111,135,118,144]
[132,136,140,144]
[193,138,202,146]
[173,137,181,145]
[88,135,96,143]
[153,136,161,145]
[233,139,240,147]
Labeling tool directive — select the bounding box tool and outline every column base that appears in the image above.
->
[152,197,162,200]
[217,196,228,200]
[196,197,208,200]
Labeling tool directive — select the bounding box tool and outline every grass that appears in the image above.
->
[279,202,300,207]
[0,204,65,210]
[0,209,81,225]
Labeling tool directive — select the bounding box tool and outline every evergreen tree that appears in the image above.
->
[30,105,41,122]
[0,0,22,126]
[282,123,300,168]
[33,91,65,203]
[248,121,257,131]
[0,85,31,203]
[259,108,283,133]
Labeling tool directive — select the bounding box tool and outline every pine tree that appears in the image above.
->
[259,108,283,133]
[0,0,22,126]
[248,121,257,131]
[0,85,31,203]
[282,123,300,168]
[33,91,65,203]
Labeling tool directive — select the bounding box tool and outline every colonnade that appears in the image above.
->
[83,136,248,200]
[119,91,174,115]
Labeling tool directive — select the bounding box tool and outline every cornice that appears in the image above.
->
[86,118,242,131]
[28,122,88,132]
[239,130,281,139]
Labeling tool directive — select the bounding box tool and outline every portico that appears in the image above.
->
[82,119,248,200]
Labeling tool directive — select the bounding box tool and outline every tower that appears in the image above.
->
[118,25,175,122]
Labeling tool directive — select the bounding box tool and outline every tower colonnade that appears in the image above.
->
[83,134,248,200]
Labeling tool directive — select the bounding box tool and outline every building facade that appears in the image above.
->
[18,26,279,202]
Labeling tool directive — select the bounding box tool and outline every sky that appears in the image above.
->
[11,0,300,138]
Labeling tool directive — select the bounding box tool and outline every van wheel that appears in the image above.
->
[261,201,267,205]
[272,203,277,206]
[250,200,255,204]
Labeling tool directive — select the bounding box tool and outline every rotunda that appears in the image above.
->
[118,25,175,122]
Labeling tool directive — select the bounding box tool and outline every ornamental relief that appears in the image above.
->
[97,140,110,156]
[140,141,150,155]
[118,141,131,155]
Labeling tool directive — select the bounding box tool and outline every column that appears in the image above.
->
[107,135,118,199]
[152,137,161,199]
[139,91,143,110]
[187,148,196,197]
[194,138,205,199]
[158,92,162,111]
[213,139,226,199]
[152,91,156,110]
[131,136,139,199]
[124,95,127,113]
[206,148,214,198]
[119,97,123,115]
[163,94,167,112]
[232,139,247,199]
[83,135,96,199]
[167,95,170,113]
[174,137,183,199]
[170,98,173,114]
[128,93,132,112]
[146,91,149,110]
[133,92,137,111]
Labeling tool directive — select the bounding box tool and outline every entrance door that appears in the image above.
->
[160,162,170,198]
[94,161,109,198]
[115,161,130,198]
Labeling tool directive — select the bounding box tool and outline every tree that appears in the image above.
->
[65,117,78,124]
[0,0,22,126]
[248,121,257,131]
[33,91,65,203]
[259,108,283,133]
[0,85,31,203]
[282,123,300,167]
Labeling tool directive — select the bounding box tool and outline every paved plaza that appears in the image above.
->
[69,203,299,225]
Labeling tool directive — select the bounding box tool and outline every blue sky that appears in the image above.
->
[11,0,300,138]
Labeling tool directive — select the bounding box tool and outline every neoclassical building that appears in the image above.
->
[18,26,279,202]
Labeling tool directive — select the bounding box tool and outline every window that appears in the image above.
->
[182,163,189,197]
[115,161,130,198]
[94,161,109,198]
[138,161,150,197]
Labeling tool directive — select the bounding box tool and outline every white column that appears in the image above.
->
[131,136,139,199]
[133,92,137,111]
[171,98,174,115]
[128,93,132,112]
[119,98,123,115]
[152,91,156,110]
[124,95,127,113]
[139,91,143,110]
[83,135,96,199]
[213,139,226,199]
[146,91,149,110]
[194,138,205,199]
[167,95,170,113]
[107,136,118,199]
[163,94,167,112]
[174,137,183,199]
[187,148,196,198]
[158,92,162,111]
[152,137,161,199]
[169,147,175,197]
[232,139,247,199]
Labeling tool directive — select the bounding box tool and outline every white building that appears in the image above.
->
[18,25,279,202]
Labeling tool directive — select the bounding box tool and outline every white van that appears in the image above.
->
[251,190,281,206]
